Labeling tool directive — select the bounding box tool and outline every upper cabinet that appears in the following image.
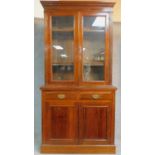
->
[43,7,112,86]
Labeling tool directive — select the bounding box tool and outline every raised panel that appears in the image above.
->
[84,106,108,139]
[45,102,78,144]
[79,102,111,144]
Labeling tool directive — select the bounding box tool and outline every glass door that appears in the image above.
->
[80,13,110,84]
[50,15,77,82]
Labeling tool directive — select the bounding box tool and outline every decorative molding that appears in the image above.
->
[40,1,115,8]
[41,144,116,153]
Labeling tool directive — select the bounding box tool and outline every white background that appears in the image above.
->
[0,0,155,155]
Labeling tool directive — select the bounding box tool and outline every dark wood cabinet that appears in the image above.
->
[40,0,116,153]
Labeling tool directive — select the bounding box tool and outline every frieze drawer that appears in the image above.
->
[79,92,113,100]
[44,92,77,100]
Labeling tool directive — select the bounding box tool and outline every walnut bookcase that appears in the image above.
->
[40,0,116,153]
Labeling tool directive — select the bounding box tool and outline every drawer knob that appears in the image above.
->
[92,94,100,99]
[57,94,66,99]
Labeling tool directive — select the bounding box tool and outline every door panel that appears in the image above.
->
[79,12,111,85]
[79,102,112,144]
[45,101,78,144]
[47,12,79,84]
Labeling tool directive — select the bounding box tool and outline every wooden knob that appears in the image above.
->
[57,94,66,99]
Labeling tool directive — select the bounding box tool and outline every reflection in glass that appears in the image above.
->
[51,16,74,80]
[83,16,105,81]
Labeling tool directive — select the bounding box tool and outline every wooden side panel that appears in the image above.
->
[44,101,78,144]
[79,102,112,144]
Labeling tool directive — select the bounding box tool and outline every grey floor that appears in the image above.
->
[34,18,121,155]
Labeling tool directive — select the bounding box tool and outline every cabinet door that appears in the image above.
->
[79,12,111,85]
[46,12,78,84]
[79,101,113,144]
[44,101,78,144]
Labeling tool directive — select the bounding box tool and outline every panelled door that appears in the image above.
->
[44,101,78,145]
[79,101,113,144]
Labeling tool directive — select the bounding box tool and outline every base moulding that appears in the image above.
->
[40,144,116,154]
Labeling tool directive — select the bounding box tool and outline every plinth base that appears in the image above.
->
[40,144,116,154]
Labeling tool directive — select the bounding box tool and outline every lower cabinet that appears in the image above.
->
[42,100,114,145]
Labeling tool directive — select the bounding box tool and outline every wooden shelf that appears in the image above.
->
[52,28,73,32]
[52,63,74,66]
[52,63,104,66]
[84,63,104,66]
[84,60,104,66]
[52,28,104,32]
[84,28,105,32]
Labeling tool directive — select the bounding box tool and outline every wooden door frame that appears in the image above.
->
[78,11,112,86]
[44,11,79,86]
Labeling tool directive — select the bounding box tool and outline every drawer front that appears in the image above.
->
[79,91,113,100]
[45,92,77,100]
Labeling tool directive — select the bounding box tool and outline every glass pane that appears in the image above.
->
[51,16,74,80]
[83,16,105,81]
